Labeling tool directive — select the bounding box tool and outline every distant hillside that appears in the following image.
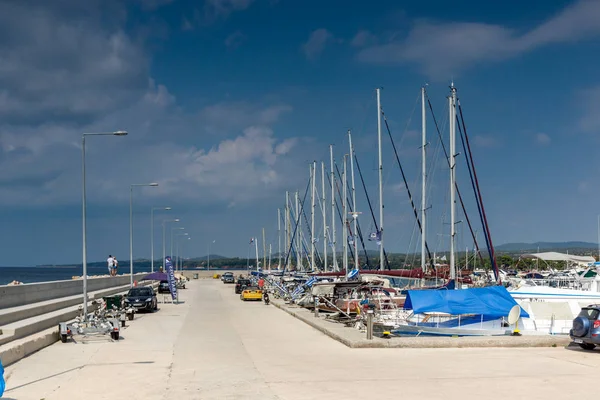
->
[193,255,227,261]
[496,241,598,252]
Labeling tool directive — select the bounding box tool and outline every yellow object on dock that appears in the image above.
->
[213,273,220,279]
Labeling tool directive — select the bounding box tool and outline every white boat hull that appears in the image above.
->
[508,285,600,303]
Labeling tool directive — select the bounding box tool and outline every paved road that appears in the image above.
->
[4,280,600,399]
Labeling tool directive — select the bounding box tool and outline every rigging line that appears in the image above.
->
[457,99,499,282]
[354,151,390,269]
[333,161,370,268]
[455,115,491,275]
[324,164,347,270]
[381,108,436,272]
[426,92,484,266]
[380,91,421,195]
[333,162,356,269]
[281,177,312,276]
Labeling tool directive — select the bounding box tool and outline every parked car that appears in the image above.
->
[240,286,263,301]
[570,305,600,350]
[235,278,251,294]
[124,286,157,312]
[223,275,235,284]
[158,280,170,293]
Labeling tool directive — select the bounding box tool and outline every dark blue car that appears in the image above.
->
[570,306,600,350]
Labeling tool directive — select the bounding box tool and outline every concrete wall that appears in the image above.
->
[0,273,149,309]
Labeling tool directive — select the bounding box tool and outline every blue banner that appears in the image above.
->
[165,257,177,301]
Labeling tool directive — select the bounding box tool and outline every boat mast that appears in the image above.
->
[322,161,327,271]
[262,227,266,273]
[311,162,316,271]
[255,235,259,271]
[449,83,457,282]
[421,86,427,279]
[295,190,301,271]
[286,191,291,271]
[269,243,272,271]
[343,154,348,276]
[348,130,359,270]
[330,144,337,271]
[376,87,384,271]
[277,208,281,269]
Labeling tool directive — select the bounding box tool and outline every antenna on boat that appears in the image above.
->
[508,304,521,336]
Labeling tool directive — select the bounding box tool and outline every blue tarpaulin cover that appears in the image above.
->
[404,286,530,319]
[0,358,4,396]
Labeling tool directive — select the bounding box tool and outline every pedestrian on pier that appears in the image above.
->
[113,256,118,276]
[107,255,114,276]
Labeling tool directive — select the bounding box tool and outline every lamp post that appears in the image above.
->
[81,130,127,320]
[181,237,191,271]
[162,219,180,272]
[208,239,216,271]
[176,233,189,272]
[151,207,171,272]
[171,227,185,262]
[130,182,159,286]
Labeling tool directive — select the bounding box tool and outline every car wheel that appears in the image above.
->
[579,343,596,350]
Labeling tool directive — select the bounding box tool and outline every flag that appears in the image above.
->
[165,257,177,301]
[369,230,382,246]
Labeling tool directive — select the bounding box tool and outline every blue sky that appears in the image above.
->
[1,0,600,266]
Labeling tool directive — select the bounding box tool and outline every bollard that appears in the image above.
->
[314,296,319,318]
[366,309,374,340]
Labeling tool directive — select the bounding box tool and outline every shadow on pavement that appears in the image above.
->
[4,361,154,393]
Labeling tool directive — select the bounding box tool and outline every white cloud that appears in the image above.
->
[356,0,600,77]
[474,135,500,148]
[225,30,246,48]
[535,133,551,145]
[351,30,378,47]
[579,85,600,133]
[0,1,306,209]
[205,0,254,16]
[301,29,335,60]
[198,102,292,135]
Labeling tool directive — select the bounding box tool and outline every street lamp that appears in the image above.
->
[151,207,171,272]
[171,227,185,261]
[181,237,191,271]
[208,239,216,271]
[162,219,180,271]
[130,182,159,286]
[175,233,189,272]
[81,130,128,320]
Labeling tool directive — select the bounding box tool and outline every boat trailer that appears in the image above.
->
[59,299,134,343]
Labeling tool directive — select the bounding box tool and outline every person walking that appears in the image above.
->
[112,256,118,276]
[107,255,114,276]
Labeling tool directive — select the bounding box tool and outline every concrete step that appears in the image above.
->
[0,284,129,328]
[0,282,158,346]
[0,281,158,328]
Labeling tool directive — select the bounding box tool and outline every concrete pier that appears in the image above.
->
[4,279,600,399]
